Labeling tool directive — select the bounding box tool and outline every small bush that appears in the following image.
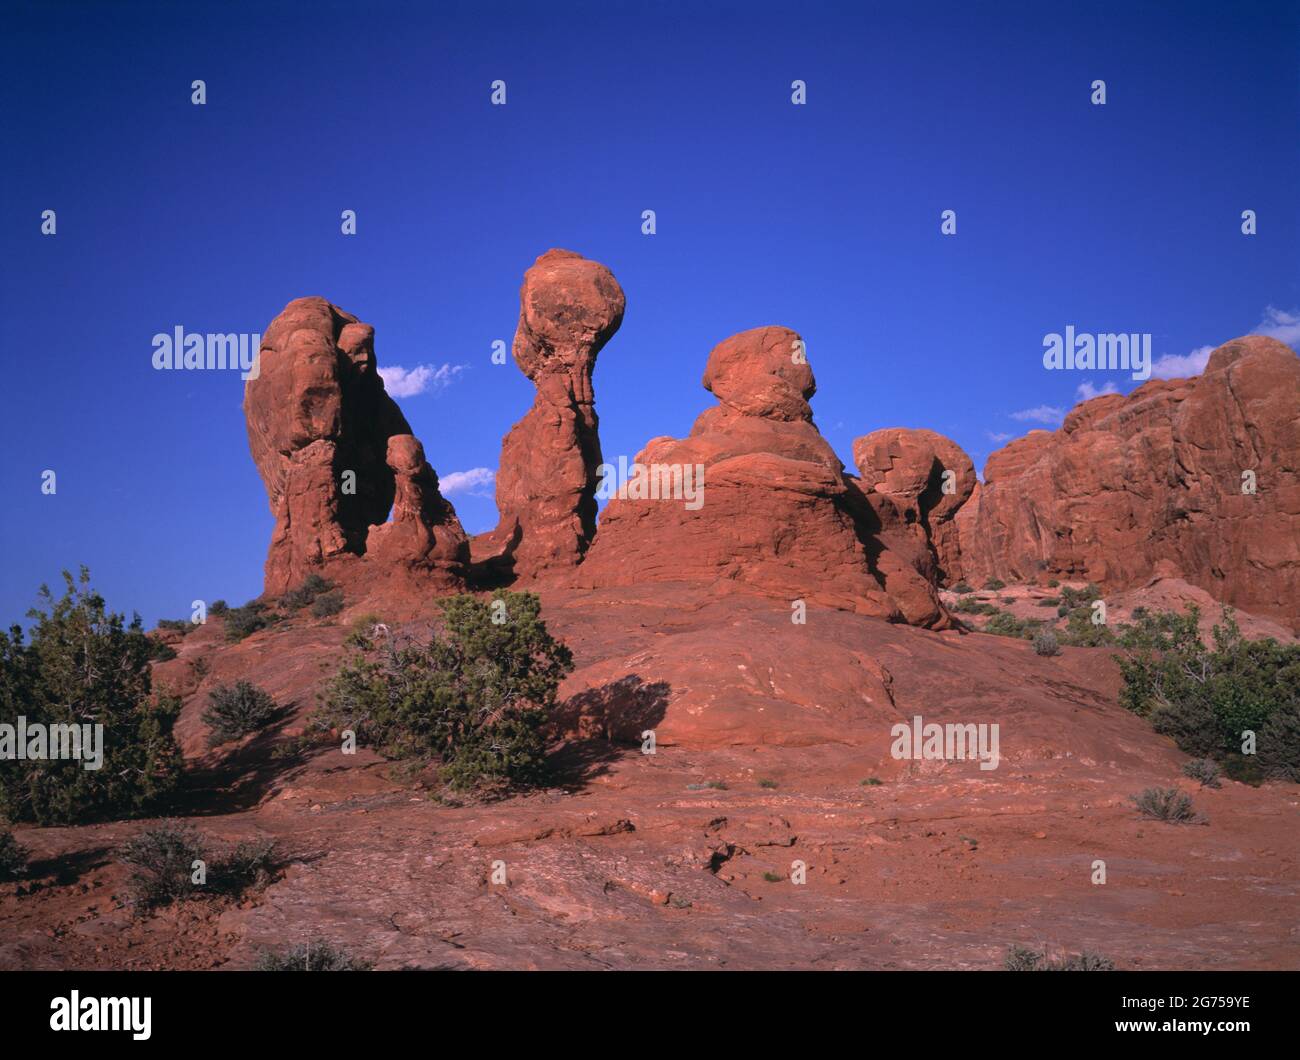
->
[758,778,778,789]
[1132,787,1198,823]
[0,830,30,882]
[1181,758,1221,788]
[1058,605,1115,647]
[281,574,333,611]
[255,939,373,971]
[1258,701,1300,782]
[211,838,279,895]
[1004,945,1114,971]
[224,601,272,643]
[1116,605,1300,769]
[984,579,1006,591]
[952,582,974,594]
[1038,596,1060,607]
[119,824,280,909]
[210,600,229,615]
[202,681,279,746]
[315,591,573,793]
[156,618,197,636]
[761,871,784,883]
[310,590,345,619]
[1047,579,1060,588]
[1033,630,1061,657]
[953,596,999,616]
[344,613,386,648]
[119,822,207,908]
[0,568,182,825]
[148,639,178,662]
[861,777,883,786]
[984,611,1042,639]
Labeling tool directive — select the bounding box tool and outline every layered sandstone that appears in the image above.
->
[575,326,949,627]
[954,335,1299,629]
[244,297,467,595]
[473,249,626,582]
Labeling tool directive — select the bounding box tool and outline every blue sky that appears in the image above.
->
[1,0,1297,627]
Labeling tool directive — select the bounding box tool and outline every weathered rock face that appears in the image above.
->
[956,335,1300,630]
[853,427,977,584]
[575,326,949,627]
[245,297,467,595]
[475,249,625,582]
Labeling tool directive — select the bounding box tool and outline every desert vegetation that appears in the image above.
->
[0,569,182,825]
[315,590,573,793]
[118,822,280,911]
[1116,605,1300,781]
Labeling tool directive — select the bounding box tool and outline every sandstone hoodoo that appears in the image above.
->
[473,249,626,583]
[952,335,1300,631]
[853,427,977,585]
[244,297,467,596]
[575,325,950,627]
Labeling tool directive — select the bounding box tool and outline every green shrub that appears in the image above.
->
[281,574,333,611]
[953,596,999,616]
[0,569,182,825]
[315,591,573,792]
[148,639,178,662]
[1058,605,1115,647]
[952,582,974,594]
[0,830,30,882]
[223,601,273,643]
[984,612,1042,639]
[1004,945,1113,971]
[1181,758,1221,788]
[1115,605,1300,769]
[255,939,373,971]
[1066,584,1101,605]
[156,618,196,635]
[119,822,207,908]
[344,613,386,648]
[1038,596,1060,607]
[761,871,783,883]
[983,579,1006,591]
[210,600,229,615]
[1132,787,1198,823]
[758,778,778,789]
[202,681,279,746]
[1047,579,1060,588]
[310,590,345,619]
[119,823,280,910]
[1258,702,1300,782]
[1033,630,1061,657]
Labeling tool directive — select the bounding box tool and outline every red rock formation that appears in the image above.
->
[575,326,949,627]
[853,427,976,584]
[245,297,467,596]
[474,249,625,582]
[955,335,1299,630]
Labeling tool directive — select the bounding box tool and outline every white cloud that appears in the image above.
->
[378,363,465,398]
[1256,305,1300,347]
[986,430,1013,443]
[1075,380,1120,401]
[1009,404,1065,425]
[439,467,495,496]
[1150,345,1213,380]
